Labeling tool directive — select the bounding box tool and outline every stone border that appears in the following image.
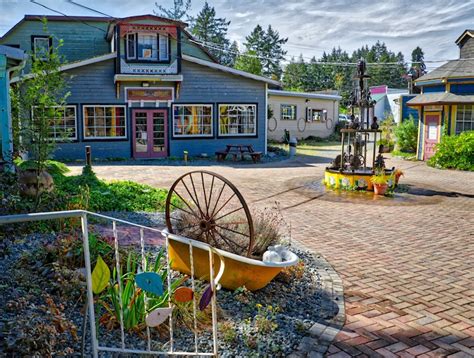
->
[288,245,345,358]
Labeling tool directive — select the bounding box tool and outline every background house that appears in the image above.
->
[369,85,409,123]
[267,90,341,141]
[407,29,474,161]
[0,15,279,160]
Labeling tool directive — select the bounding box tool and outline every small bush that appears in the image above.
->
[395,117,418,153]
[379,116,396,150]
[428,131,474,171]
[16,159,70,176]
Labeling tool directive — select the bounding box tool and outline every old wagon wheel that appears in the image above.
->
[165,171,255,257]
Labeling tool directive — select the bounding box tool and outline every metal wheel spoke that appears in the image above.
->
[188,173,204,217]
[214,206,244,222]
[212,193,236,219]
[181,179,205,217]
[213,228,247,251]
[201,172,209,216]
[207,175,216,216]
[170,202,201,220]
[172,190,201,218]
[210,183,227,217]
[215,224,250,238]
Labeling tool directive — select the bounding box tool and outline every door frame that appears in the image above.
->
[131,108,168,159]
[423,111,441,161]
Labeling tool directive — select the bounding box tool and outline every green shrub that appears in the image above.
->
[395,116,418,153]
[428,131,474,171]
[16,159,70,176]
[379,116,396,150]
[54,167,177,212]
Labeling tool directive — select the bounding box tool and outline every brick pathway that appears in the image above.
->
[71,149,474,357]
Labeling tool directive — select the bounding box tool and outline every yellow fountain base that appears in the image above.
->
[324,169,394,191]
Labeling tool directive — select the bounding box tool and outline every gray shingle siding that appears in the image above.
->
[460,37,474,59]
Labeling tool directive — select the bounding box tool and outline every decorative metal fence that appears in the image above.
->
[0,210,223,357]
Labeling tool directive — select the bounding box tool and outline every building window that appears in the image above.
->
[281,104,297,120]
[456,105,474,134]
[32,106,77,140]
[126,33,170,62]
[173,105,213,137]
[32,36,51,60]
[308,108,327,121]
[126,33,136,60]
[219,104,256,136]
[83,105,127,139]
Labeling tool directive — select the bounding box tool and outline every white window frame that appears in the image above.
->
[126,33,136,60]
[137,33,158,61]
[33,36,50,60]
[172,104,213,138]
[82,105,127,140]
[456,104,474,135]
[159,34,169,61]
[218,104,257,136]
[281,104,297,120]
[31,105,78,141]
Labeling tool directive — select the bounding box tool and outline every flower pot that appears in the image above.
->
[373,183,388,195]
[163,230,299,291]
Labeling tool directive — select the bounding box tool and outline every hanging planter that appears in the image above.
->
[164,171,299,291]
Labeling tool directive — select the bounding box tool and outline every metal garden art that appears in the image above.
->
[325,59,398,193]
[164,170,299,291]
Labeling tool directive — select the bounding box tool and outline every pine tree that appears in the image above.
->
[234,50,262,75]
[223,40,239,67]
[244,25,287,79]
[189,2,231,64]
[154,0,191,20]
[410,46,426,78]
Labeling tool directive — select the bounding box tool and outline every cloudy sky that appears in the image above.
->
[1,0,473,70]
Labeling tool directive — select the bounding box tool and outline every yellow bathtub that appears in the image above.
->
[162,230,299,291]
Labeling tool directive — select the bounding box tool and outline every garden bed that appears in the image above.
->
[0,230,339,357]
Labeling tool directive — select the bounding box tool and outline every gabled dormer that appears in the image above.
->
[107,15,186,76]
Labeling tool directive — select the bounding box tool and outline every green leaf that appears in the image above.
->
[92,255,110,294]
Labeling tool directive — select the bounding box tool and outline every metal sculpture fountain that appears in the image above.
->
[325,59,394,191]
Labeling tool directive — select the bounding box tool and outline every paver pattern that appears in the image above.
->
[70,147,474,357]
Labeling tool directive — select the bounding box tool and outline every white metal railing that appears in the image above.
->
[0,210,223,357]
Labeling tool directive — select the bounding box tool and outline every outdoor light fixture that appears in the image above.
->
[142,82,150,87]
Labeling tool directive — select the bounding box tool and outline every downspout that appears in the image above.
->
[264,83,268,155]
[2,61,26,172]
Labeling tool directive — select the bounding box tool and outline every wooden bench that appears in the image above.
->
[249,151,262,163]
[215,151,228,161]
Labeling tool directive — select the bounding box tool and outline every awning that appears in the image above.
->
[407,93,474,106]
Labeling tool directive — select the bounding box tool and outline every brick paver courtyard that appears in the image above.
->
[71,147,474,357]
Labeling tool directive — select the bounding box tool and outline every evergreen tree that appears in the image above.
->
[154,0,191,20]
[223,40,239,67]
[234,50,262,75]
[189,2,231,64]
[410,46,426,78]
[282,55,307,90]
[244,25,287,79]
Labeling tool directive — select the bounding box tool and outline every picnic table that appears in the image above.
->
[215,144,262,163]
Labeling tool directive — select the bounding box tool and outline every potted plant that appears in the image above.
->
[371,171,389,195]
[393,169,404,185]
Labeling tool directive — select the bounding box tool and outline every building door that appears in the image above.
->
[423,113,440,161]
[132,109,167,158]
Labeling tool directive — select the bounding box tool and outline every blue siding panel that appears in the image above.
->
[400,95,420,123]
[171,61,266,157]
[422,85,445,93]
[450,83,474,95]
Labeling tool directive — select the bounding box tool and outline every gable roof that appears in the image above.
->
[268,89,341,101]
[455,29,474,46]
[414,58,474,83]
[115,14,187,27]
[182,54,281,86]
[1,15,111,40]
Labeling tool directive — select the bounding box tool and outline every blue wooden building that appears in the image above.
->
[407,29,474,161]
[0,15,279,160]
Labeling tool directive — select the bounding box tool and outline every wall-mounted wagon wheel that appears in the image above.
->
[165,171,255,257]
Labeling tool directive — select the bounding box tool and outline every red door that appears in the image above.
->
[423,113,440,161]
[132,109,167,158]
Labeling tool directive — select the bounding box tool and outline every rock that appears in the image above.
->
[262,250,282,263]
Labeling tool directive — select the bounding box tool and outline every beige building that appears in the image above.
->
[267,90,341,141]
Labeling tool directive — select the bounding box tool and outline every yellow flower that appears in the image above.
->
[256,303,262,309]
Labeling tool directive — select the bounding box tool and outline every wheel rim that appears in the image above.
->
[165,170,255,257]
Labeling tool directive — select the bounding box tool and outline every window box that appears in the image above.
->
[83,105,127,140]
[172,104,213,138]
[218,104,257,136]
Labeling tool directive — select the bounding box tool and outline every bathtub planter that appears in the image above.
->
[164,230,299,291]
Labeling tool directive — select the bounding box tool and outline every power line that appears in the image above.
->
[30,0,108,33]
